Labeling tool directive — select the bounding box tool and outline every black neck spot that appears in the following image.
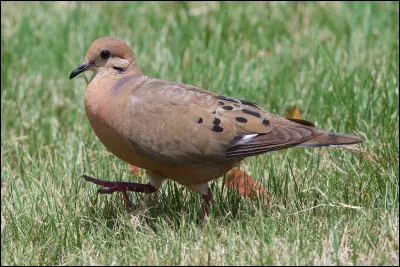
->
[113,67,124,73]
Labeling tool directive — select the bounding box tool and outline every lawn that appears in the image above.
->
[1,1,399,265]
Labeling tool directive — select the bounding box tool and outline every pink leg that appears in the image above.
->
[82,175,157,208]
[200,188,213,219]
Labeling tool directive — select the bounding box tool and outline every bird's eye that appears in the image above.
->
[100,49,111,59]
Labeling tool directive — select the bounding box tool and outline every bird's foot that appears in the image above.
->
[82,175,157,208]
[200,188,213,220]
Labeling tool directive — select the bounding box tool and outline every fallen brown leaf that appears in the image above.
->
[224,170,269,205]
[128,163,141,176]
[285,106,303,119]
[182,49,190,69]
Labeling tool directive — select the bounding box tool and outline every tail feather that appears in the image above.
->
[297,131,364,147]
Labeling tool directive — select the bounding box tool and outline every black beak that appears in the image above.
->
[69,62,92,79]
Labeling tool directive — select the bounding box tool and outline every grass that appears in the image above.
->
[1,1,399,265]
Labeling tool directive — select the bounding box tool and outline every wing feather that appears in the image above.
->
[126,77,318,165]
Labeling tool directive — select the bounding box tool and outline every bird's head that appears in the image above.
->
[70,36,140,79]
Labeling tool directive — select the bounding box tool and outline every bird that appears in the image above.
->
[70,36,364,217]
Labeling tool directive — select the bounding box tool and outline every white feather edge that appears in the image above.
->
[234,134,258,145]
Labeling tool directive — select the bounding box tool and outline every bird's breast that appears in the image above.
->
[84,86,131,158]
[83,80,172,171]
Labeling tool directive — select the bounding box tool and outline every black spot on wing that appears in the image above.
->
[242,109,261,118]
[216,95,241,104]
[212,125,224,132]
[235,117,248,123]
[239,99,263,109]
[215,94,263,110]
[213,118,221,125]
[222,106,234,110]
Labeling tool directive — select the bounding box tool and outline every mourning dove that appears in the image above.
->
[70,37,364,216]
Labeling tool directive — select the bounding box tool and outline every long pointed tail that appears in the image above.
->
[298,131,364,147]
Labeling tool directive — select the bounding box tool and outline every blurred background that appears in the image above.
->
[1,2,399,265]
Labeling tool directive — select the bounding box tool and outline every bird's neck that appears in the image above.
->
[84,71,144,119]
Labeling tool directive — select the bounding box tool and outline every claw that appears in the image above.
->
[121,191,133,208]
[97,187,118,194]
[82,174,157,209]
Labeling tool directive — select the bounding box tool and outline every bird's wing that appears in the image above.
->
[122,77,317,166]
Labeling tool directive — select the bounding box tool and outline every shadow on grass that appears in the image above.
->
[78,178,277,233]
